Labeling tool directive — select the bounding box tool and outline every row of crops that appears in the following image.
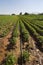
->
[19,20,29,42]
[0,15,43,50]
[4,17,30,65]
[0,15,43,65]
[20,16,43,48]
[0,15,19,37]
[10,20,19,45]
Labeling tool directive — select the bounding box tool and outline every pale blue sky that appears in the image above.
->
[0,0,43,14]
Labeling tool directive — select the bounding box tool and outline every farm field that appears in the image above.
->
[0,15,43,65]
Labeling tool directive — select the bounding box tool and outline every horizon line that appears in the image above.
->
[0,12,43,15]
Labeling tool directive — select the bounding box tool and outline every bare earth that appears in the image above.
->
[0,32,43,65]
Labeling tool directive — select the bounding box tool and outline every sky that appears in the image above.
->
[0,0,43,14]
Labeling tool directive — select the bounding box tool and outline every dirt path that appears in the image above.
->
[29,36,43,65]
[0,31,13,63]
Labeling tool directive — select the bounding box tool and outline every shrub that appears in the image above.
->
[11,37,17,45]
[5,54,17,65]
[22,51,30,62]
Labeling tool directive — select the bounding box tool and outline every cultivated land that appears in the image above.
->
[0,15,43,65]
